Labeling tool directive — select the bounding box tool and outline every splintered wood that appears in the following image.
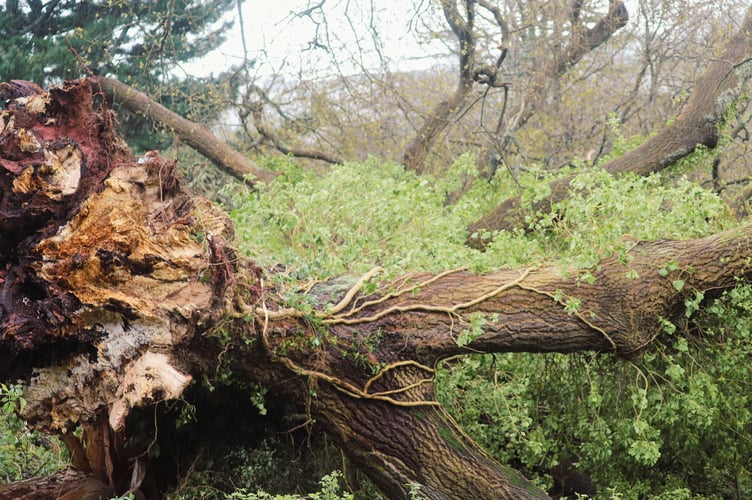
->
[0,79,232,433]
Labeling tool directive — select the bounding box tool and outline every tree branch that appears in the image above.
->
[498,1,628,142]
[467,5,752,243]
[95,76,277,184]
[240,85,344,164]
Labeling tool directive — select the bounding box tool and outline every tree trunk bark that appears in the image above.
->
[2,78,752,499]
[0,469,113,500]
[403,84,473,175]
[311,386,543,499]
[403,0,476,175]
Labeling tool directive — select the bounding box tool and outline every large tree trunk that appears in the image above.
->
[2,79,752,499]
[467,5,752,245]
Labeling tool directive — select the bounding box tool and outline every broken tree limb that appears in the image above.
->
[95,76,278,184]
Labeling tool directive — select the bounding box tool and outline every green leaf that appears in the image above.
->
[628,439,661,466]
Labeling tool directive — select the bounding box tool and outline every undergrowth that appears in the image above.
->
[218,150,750,498]
[0,383,68,482]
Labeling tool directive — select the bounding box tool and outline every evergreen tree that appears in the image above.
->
[0,0,240,151]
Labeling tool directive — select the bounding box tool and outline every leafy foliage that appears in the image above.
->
[171,430,383,500]
[0,384,68,482]
[228,151,734,275]
[225,470,354,500]
[225,149,749,497]
[227,153,543,280]
[1,2,749,498]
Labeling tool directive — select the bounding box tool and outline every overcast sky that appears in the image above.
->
[180,0,448,79]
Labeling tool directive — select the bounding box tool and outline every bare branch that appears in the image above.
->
[477,0,510,43]
[240,84,344,164]
[96,76,277,184]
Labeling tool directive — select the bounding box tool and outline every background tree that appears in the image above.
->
[467,5,752,243]
[234,1,752,236]
[237,1,749,183]
[0,0,239,151]
[401,0,629,175]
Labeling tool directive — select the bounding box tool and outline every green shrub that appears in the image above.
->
[0,383,68,482]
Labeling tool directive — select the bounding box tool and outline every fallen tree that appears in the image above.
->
[0,78,751,499]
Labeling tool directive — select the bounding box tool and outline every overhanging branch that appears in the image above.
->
[96,76,278,184]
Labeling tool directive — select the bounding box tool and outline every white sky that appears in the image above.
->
[180,0,448,79]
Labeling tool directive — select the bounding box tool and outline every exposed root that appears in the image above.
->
[323,267,534,326]
[328,266,384,314]
[256,264,617,406]
[363,360,434,392]
[332,267,469,319]
[252,266,468,321]
[259,280,440,408]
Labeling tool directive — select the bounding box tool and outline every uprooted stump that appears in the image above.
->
[0,79,238,497]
